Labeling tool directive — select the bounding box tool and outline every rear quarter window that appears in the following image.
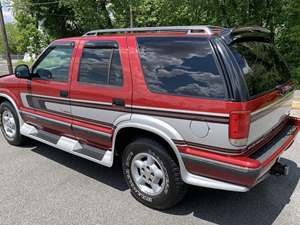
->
[137,37,226,99]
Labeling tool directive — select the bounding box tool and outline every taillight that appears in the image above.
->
[229,111,250,147]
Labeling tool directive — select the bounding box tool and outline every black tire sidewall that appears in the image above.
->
[122,139,184,209]
[0,102,22,145]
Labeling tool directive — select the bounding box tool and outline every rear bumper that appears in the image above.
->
[178,118,299,190]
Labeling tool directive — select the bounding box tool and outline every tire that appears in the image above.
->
[0,101,25,146]
[122,137,188,210]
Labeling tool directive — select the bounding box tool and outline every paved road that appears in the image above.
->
[0,93,300,225]
[0,135,299,225]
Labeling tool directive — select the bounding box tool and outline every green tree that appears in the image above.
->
[14,10,49,56]
[277,0,300,86]
[0,23,19,54]
[10,0,50,56]
[7,0,300,86]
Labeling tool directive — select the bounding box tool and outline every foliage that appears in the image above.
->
[5,0,300,85]
[0,23,19,54]
[276,0,300,87]
[13,9,49,56]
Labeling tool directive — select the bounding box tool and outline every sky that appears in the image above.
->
[2,4,14,23]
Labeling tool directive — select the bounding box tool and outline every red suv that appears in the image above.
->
[0,26,298,209]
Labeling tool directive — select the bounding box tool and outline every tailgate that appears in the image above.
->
[248,91,294,145]
[228,39,294,147]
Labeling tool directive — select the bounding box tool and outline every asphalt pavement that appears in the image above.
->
[0,131,300,225]
[0,96,299,225]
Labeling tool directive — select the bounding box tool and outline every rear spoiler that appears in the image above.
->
[221,26,272,45]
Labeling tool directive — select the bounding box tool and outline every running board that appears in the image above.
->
[20,123,113,167]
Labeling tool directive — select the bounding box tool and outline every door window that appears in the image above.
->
[78,46,123,86]
[32,46,74,82]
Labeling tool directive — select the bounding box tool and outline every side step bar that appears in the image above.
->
[20,123,113,167]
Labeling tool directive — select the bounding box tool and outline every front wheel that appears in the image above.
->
[122,138,188,210]
[0,101,25,146]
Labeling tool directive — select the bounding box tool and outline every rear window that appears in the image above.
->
[137,37,226,99]
[230,41,290,97]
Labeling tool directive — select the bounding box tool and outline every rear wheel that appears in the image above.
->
[122,138,188,210]
[0,101,25,146]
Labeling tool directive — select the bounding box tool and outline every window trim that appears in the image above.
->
[77,42,124,87]
[136,36,229,101]
[31,42,75,83]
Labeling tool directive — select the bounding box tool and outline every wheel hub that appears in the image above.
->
[131,153,166,196]
[2,109,16,138]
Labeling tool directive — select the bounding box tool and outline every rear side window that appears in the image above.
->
[78,46,123,86]
[137,37,226,99]
[230,41,290,97]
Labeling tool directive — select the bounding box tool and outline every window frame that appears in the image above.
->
[31,42,75,83]
[77,41,124,88]
[136,36,229,100]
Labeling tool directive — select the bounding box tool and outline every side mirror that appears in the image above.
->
[15,64,31,79]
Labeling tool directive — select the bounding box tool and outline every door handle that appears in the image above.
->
[60,90,69,98]
[112,98,125,107]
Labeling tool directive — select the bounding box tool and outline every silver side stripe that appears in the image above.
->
[130,105,230,117]
[21,92,113,106]
[20,111,112,138]
[20,111,71,127]
[21,92,230,118]
[72,125,112,138]
[181,153,259,172]
[251,91,293,117]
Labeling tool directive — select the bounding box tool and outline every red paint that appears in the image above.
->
[178,145,261,169]
[185,161,256,186]
[180,125,298,170]
[292,117,300,127]
[0,32,296,176]
[180,125,298,187]
[69,36,132,148]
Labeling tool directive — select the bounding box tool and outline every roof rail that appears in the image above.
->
[83,25,223,36]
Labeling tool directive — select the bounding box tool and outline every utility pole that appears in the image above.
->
[0,1,13,74]
[129,0,133,28]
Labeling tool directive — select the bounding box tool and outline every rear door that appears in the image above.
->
[69,37,132,149]
[229,40,294,144]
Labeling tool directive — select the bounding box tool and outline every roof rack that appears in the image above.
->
[83,25,223,36]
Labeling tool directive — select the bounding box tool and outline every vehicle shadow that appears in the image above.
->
[165,157,300,225]
[30,141,128,192]
[30,141,299,225]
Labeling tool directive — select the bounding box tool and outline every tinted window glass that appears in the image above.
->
[79,47,123,86]
[109,50,123,86]
[230,41,290,97]
[137,37,226,99]
[33,46,73,82]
